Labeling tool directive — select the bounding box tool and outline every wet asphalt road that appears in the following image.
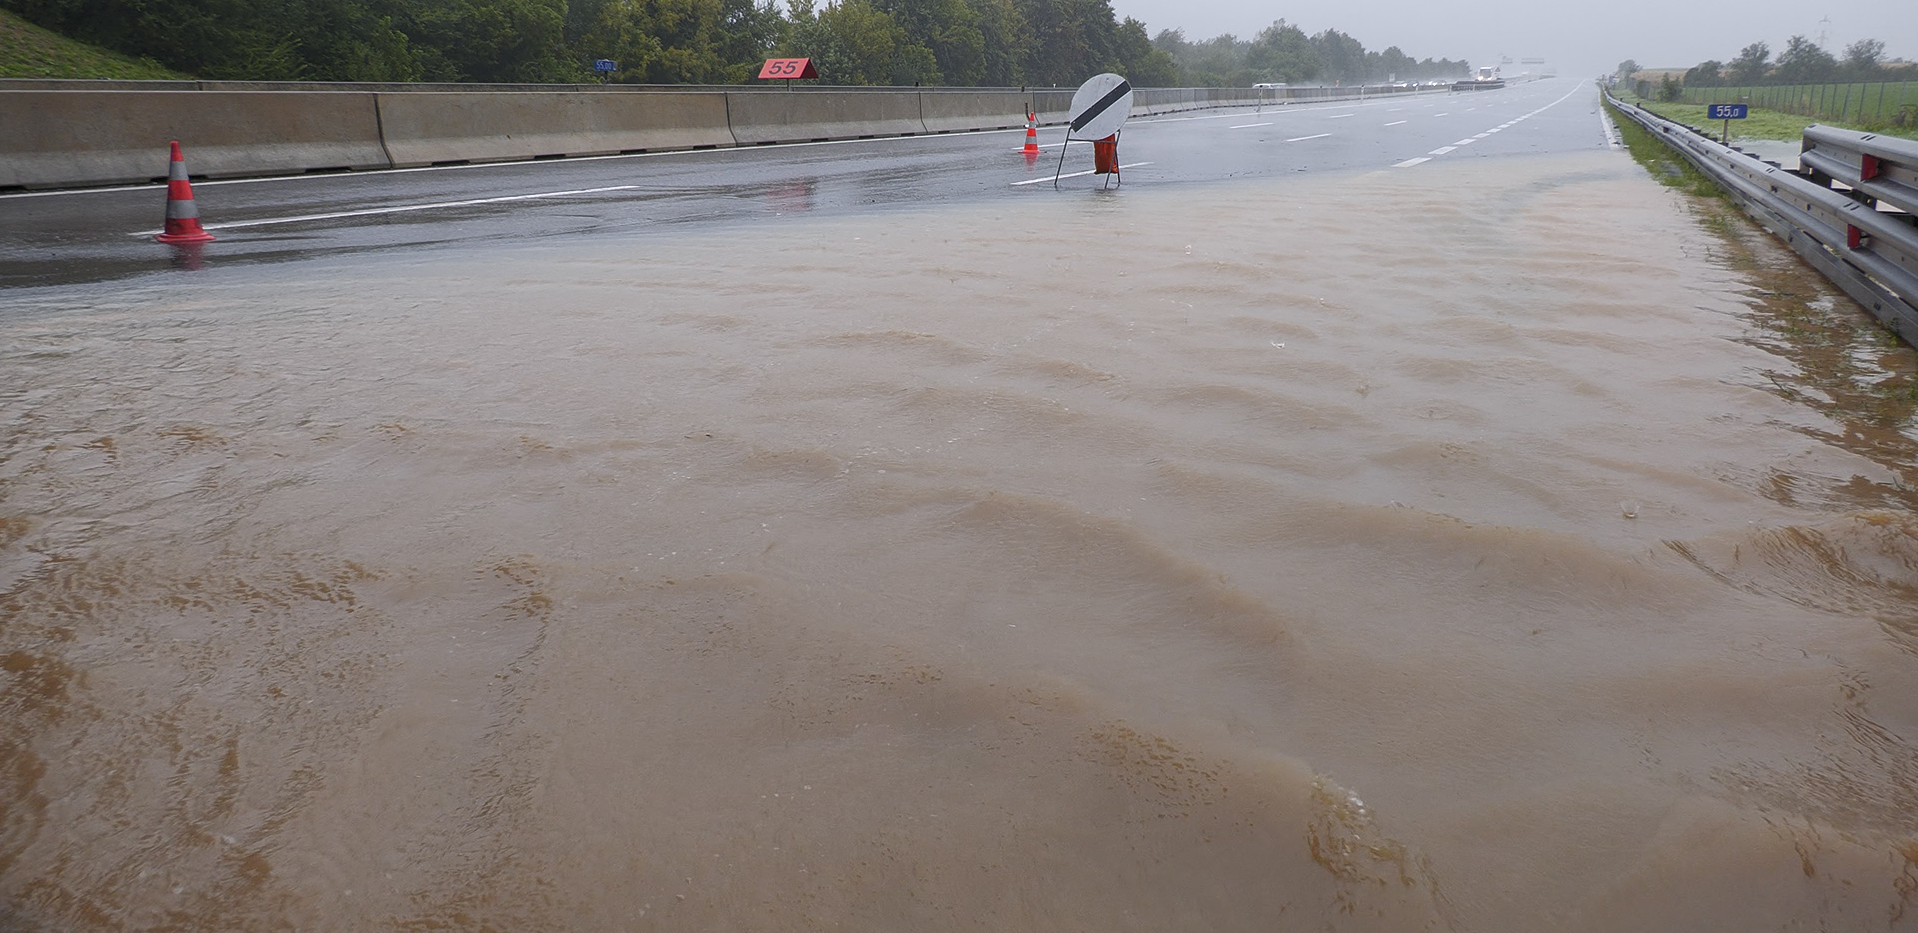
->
[0,79,1604,289]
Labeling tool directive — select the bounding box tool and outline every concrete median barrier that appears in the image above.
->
[726,90,925,144]
[1031,90,1074,126]
[919,89,1026,134]
[375,91,735,166]
[3,82,1401,188]
[0,90,388,188]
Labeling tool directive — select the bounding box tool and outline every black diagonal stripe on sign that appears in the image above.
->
[1070,80,1131,133]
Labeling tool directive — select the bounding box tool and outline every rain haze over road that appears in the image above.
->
[1105,0,1918,79]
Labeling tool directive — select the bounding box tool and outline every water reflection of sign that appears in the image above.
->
[593,59,617,73]
[1707,104,1748,120]
[758,58,818,80]
[763,181,815,214]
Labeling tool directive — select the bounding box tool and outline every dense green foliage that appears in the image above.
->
[0,7,188,77]
[1154,22,1468,87]
[1669,35,1911,88]
[0,0,1453,87]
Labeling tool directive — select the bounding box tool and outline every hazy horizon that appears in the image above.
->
[1107,0,1918,80]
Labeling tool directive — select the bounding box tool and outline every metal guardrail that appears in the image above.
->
[1800,125,1918,215]
[1605,93,1918,345]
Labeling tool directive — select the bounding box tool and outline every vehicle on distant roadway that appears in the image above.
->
[1252,82,1288,89]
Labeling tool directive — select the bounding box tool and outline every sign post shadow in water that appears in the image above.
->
[1707,103,1747,145]
[1055,73,1132,189]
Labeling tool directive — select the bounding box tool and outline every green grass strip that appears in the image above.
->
[1604,97,1728,200]
[1618,88,1918,142]
[0,8,189,80]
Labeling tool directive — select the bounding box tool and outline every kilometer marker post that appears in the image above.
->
[1707,102,1747,146]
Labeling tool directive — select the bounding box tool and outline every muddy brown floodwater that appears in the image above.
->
[3,150,1918,931]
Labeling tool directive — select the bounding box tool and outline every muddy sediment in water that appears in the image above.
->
[3,150,1917,931]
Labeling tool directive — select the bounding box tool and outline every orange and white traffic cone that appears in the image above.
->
[1022,110,1040,155]
[156,141,215,244]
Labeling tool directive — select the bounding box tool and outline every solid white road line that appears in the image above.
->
[1287,133,1332,142]
[1009,162,1153,186]
[1230,122,1274,129]
[131,184,648,235]
[1393,157,1431,167]
[30,127,1060,201]
[1328,113,1355,119]
[1384,120,1408,126]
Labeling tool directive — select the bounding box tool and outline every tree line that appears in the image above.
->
[1153,22,1468,88]
[0,0,1465,87]
[1623,36,1909,90]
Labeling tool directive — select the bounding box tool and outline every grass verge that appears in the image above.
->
[1603,97,1726,200]
[1616,90,1918,142]
[0,8,188,79]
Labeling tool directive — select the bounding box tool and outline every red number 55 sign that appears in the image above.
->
[758,58,818,80]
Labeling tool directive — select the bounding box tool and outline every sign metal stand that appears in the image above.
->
[1707,102,1748,145]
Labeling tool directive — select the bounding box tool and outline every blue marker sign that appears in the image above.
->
[593,59,618,73]
[1706,104,1748,120]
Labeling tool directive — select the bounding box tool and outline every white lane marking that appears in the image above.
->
[1010,143,1066,151]
[1384,120,1407,126]
[1287,133,1332,142]
[1434,112,1450,116]
[1393,157,1431,167]
[1328,113,1355,119]
[130,184,648,234]
[1454,139,1477,146]
[17,125,1057,201]
[1428,146,1457,155]
[1009,162,1152,186]
[1230,122,1274,129]
[1127,95,1434,127]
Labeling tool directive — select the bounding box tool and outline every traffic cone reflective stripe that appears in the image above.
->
[156,141,215,244]
[1022,110,1040,154]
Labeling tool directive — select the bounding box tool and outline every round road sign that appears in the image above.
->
[1068,73,1132,141]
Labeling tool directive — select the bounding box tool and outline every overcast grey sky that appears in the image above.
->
[1105,0,1918,76]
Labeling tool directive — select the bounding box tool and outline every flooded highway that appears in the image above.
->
[0,80,1590,288]
[4,89,1918,930]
